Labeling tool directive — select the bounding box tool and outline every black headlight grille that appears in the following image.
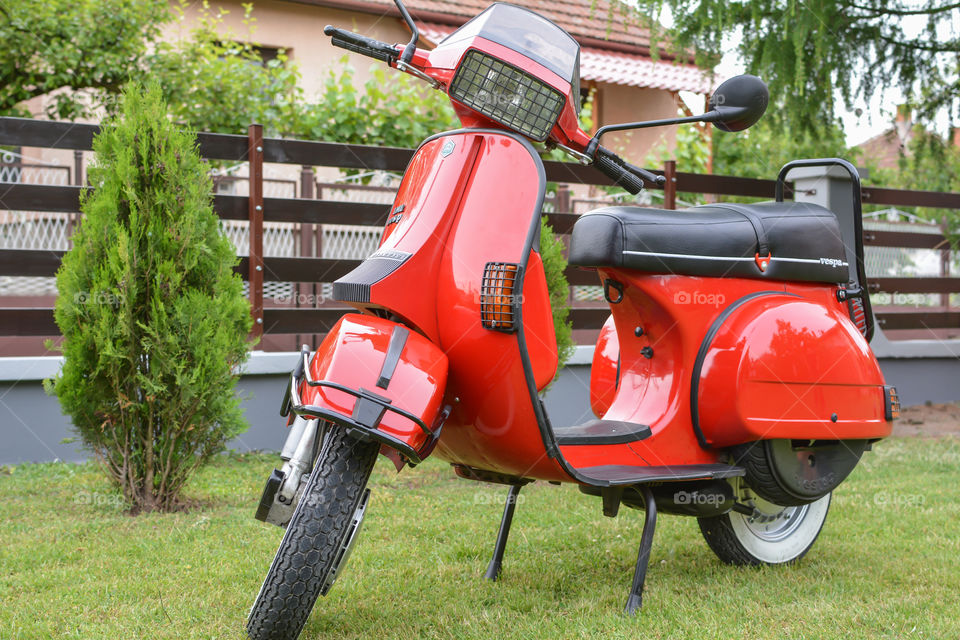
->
[450,50,564,142]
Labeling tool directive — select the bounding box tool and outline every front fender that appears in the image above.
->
[287,314,449,464]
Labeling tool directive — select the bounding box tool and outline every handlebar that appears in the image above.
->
[324,25,398,64]
[593,146,666,195]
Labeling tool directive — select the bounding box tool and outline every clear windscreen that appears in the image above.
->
[440,3,580,86]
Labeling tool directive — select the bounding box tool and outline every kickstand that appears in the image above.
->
[625,486,657,615]
[484,484,522,580]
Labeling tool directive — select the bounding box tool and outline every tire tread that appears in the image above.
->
[247,430,379,640]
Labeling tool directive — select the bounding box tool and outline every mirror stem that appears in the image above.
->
[394,0,419,64]
[593,111,719,141]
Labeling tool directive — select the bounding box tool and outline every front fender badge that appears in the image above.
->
[441,140,456,157]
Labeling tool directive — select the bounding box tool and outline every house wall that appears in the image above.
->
[164,0,423,99]
[166,0,682,162]
[593,84,679,168]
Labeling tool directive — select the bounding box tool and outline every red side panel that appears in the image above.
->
[590,314,618,418]
[696,290,891,447]
[521,250,559,391]
[564,273,890,473]
[301,314,448,455]
[363,135,481,342]
[429,132,567,481]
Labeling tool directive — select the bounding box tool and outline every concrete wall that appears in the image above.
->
[2,344,958,465]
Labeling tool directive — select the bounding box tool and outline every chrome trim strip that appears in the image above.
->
[621,249,848,268]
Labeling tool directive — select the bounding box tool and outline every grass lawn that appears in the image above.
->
[2,436,959,639]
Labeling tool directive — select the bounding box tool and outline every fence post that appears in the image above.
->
[663,160,676,210]
[248,123,264,341]
[555,185,571,213]
[67,150,84,245]
[298,165,316,349]
[942,217,951,309]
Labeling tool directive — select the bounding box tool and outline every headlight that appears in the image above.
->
[449,50,565,142]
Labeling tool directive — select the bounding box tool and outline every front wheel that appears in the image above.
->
[698,479,830,566]
[247,429,380,640]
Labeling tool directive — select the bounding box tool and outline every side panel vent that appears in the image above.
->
[333,249,412,303]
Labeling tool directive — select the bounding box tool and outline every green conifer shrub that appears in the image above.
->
[47,83,252,512]
[540,216,574,371]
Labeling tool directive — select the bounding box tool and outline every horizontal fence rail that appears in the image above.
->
[1,116,958,350]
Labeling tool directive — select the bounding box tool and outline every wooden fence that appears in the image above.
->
[0,116,957,350]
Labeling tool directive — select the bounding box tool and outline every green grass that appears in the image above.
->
[2,437,959,639]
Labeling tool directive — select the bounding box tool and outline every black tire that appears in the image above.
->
[247,429,379,640]
[732,440,809,506]
[733,440,867,506]
[698,483,830,566]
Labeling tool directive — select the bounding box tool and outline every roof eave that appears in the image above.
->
[285,0,682,61]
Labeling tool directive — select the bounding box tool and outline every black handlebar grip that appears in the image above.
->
[594,148,646,195]
[324,25,397,63]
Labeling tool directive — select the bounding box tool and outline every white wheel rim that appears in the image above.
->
[728,479,830,564]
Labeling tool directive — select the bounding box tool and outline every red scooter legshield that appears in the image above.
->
[298,314,448,464]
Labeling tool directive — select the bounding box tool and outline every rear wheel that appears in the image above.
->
[698,479,830,566]
[247,429,379,640]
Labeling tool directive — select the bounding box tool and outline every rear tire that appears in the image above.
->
[698,479,830,566]
[247,429,379,640]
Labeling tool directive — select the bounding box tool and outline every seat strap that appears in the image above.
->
[709,204,770,257]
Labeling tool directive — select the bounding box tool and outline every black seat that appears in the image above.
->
[568,202,850,283]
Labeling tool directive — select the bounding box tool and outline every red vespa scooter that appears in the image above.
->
[247,3,899,639]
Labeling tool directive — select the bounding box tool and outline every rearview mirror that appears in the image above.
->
[708,75,769,132]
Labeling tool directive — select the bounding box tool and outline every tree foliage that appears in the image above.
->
[0,0,168,119]
[291,58,458,146]
[47,84,252,512]
[867,127,960,242]
[146,2,302,136]
[648,115,849,183]
[540,216,575,371]
[634,0,960,132]
[0,0,301,134]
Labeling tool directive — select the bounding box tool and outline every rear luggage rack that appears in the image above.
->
[775,158,874,341]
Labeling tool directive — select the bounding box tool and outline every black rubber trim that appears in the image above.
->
[376,325,408,389]
[689,290,798,449]
[254,468,285,522]
[615,353,621,390]
[555,419,652,445]
[574,463,745,486]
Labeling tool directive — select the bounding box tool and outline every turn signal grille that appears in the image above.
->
[480,262,521,332]
[849,297,868,337]
[884,385,900,421]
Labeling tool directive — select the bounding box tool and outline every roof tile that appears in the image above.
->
[419,23,710,93]
[360,0,658,52]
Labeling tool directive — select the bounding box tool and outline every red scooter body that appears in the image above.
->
[251,6,902,633]
[319,128,568,480]
[586,276,891,459]
[287,3,894,485]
